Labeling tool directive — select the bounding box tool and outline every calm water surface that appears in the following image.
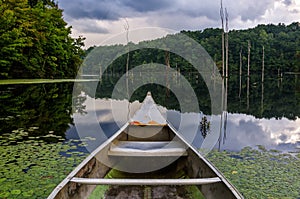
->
[0,73,299,198]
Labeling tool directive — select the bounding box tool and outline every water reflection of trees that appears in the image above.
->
[1,73,296,144]
[0,83,76,139]
[91,72,299,120]
[230,74,300,120]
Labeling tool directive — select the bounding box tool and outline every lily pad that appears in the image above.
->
[0,178,7,183]
[11,189,21,195]
[0,191,10,198]
[22,190,34,197]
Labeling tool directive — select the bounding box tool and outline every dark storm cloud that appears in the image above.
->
[59,0,278,23]
[59,0,172,20]
[59,0,126,20]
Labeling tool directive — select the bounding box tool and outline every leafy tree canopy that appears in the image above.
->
[0,0,85,79]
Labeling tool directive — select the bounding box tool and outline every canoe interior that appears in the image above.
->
[50,124,242,199]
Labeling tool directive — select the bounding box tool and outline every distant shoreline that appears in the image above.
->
[0,79,99,85]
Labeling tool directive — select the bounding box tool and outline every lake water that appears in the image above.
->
[0,73,299,198]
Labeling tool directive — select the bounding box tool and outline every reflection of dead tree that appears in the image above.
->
[200,116,210,138]
[165,51,170,98]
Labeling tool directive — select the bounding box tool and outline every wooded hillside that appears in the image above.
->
[85,22,300,75]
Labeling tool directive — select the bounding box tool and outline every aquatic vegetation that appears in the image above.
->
[207,148,300,199]
[0,129,88,198]
[1,127,299,199]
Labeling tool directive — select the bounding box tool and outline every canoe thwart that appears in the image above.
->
[108,141,188,157]
[70,177,221,185]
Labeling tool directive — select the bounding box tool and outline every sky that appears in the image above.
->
[58,0,300,47]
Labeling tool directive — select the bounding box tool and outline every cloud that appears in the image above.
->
[60,0,127,20]
[222,117,276,151]
[220,114,300,151]
[58,0,300,47]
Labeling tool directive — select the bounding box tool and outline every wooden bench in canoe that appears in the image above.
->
[48,92,244,199]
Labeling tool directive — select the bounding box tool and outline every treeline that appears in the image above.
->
[85,22,300,75]
[183,22,300,73]
[0,0,85,79]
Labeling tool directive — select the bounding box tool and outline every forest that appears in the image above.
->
[0,0,85,79]
[1,0,299,79]
[84,22,300,76]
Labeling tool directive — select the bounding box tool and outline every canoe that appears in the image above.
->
[48,92,243,199]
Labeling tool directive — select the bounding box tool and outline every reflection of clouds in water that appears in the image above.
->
[75,96,143,124]
[223,114,300,151]
[72,96,299,152]
[222,115,275,151]
[263,117,300,145]
[72,96,134,151]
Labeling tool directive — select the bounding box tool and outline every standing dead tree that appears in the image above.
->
[239,47,242,98]
[124,18,130,79]
[247,41,251,110]
[225,8,229,79]
[124,18,130,121]
[261,46,265,116]
[220,0,225,78]
[218,0,229,150]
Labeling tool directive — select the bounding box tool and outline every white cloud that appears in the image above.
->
[59,0,300,47]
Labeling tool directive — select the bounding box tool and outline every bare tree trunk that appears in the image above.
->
[262,46,265,84]
[247,41,251,110]
[124,18,130,121]
[220,0,225,78]
[225,9,229,79]
[261,46,264,116]
[239,48,242,98]
[247,41,251,78]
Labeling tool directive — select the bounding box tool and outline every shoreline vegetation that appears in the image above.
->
[0,79,98,85]
[82,22,300,76]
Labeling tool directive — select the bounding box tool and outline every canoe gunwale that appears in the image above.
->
[167,123,244,199]
[47,122,129,199]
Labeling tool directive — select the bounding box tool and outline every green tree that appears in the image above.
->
[0,0,85,79]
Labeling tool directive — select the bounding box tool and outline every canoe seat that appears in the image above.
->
[108,141,187,157]
[70,177,221,185]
